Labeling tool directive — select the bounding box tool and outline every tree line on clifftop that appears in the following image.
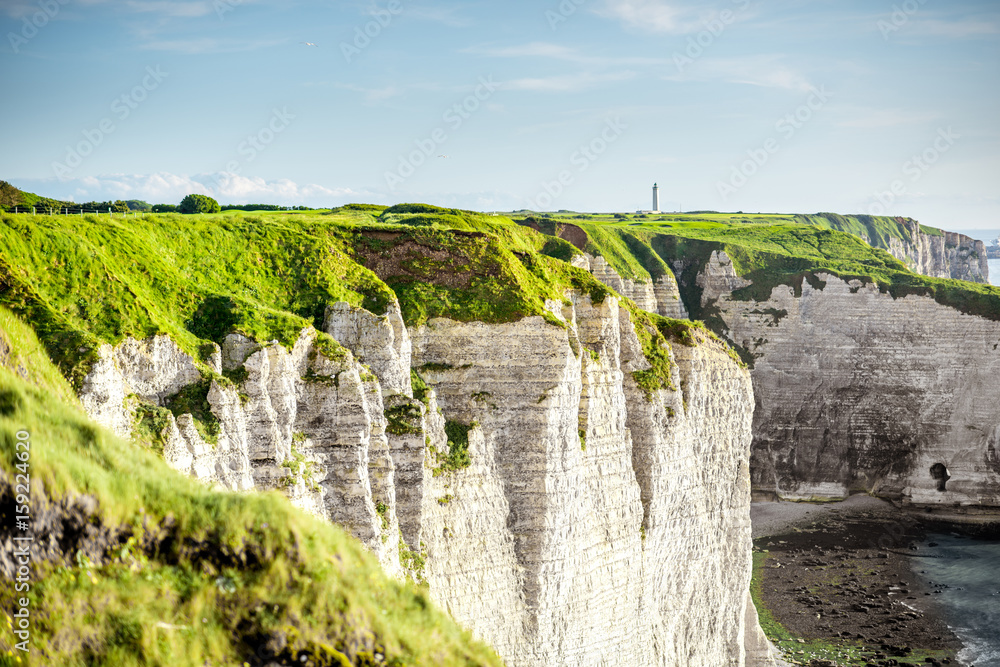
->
[0,182,316,215]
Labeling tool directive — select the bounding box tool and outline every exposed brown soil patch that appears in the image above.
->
[354,234,499,290]
[519,219,589,250]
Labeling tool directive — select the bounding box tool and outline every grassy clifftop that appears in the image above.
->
[0,209,710,399]
[2,206,996,398]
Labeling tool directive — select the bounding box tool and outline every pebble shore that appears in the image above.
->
[751,496,962,667]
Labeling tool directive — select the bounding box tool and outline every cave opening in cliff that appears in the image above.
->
[930,463,950,492]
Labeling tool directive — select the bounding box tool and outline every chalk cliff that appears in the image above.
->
[585,253,689,319]
[694,251,1000,510]
[881,219,989,284]
[78,292,772,667]
[791,214,989,284]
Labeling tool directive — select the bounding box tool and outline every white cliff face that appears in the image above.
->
[77,295,770,667]
[410,295,763,667]
[697,252,1000,509]
[79,334,204,437]
[324,301,412,398]
[881,220,989,284]
[78,326,403,576]
[586,253,689,320]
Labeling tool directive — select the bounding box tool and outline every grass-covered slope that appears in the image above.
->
[790,213,942,245]
[0,212,396,388]
[0,306,504,667]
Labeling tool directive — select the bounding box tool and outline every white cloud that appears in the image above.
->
[3,2,42,19]
[504,71,637,93]
[31,172,361,206]
[5,0,228,20]
[465,42,667,67]
[404,4,471,27]
[636,155,678,164]
[124,1,215,18]
[138,37,284,54]
[665,55,813,91]
[594,0,698,34]
[319,80,449,103]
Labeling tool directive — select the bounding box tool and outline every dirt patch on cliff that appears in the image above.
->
[354,232,499,290]
[518,218,589,251]
[754,503,962,666]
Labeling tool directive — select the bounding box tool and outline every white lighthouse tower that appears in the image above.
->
[652,183,660,213]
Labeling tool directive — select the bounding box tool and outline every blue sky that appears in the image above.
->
[1,0,998,228]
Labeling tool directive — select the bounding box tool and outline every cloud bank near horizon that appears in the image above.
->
[12,172,363,207]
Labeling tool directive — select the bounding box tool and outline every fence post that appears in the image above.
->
[32,207,36,215]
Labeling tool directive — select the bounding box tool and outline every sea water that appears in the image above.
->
[990,259,1000,286]
[911,534,1000,666]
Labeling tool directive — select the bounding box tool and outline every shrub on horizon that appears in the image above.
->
[178,194,221,214]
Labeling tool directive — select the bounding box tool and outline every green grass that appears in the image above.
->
[0,306,78,407]
[0,212,395,389]
[162,378,220,445]
[0,211,617,391]
[433,421,475,475]
[0,308,503,667]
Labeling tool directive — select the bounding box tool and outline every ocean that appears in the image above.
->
[910,534,1000,666]
[990,259,1000,287]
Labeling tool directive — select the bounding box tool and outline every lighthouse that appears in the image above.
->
[652,183,660,213]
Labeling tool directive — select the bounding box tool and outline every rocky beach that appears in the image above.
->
[751,497,966,667]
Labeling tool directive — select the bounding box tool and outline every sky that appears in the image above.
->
[1,0,998,229]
